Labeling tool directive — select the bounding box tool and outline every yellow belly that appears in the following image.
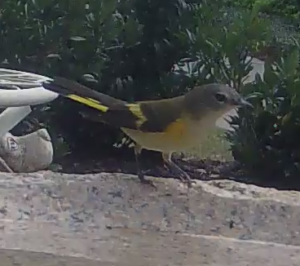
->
[121,118,213,153]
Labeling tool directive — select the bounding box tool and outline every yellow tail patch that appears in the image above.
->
[67,94,108,112]
[126,104,147,127]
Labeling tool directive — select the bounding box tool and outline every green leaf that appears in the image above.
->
[263,61,278,86]
[99,0,118,24]
[282,48,299,76]
[47,54,61,59]
[69,36,86,41]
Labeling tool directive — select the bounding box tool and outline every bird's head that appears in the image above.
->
[184,83,252,120]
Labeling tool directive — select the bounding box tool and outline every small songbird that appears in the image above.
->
[42,77,252,187]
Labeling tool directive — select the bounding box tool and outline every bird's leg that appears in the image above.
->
[134,144,156,188]
[162,152,195,187]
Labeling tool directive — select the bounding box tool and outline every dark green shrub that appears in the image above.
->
[0,0,125,155]
[228,0,300,22]
[227,44,300,184]
[0,0,201,156]
[0,0,273,162]
[262,0,300,21]
[179,5,272,89]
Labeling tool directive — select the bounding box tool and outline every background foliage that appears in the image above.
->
[0,0,202,156]
[227,0,300,22]
[227,44,300,185]
[0,0,268,155]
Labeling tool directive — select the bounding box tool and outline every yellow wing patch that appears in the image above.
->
[67,94,108,112]
[126,103,147,127]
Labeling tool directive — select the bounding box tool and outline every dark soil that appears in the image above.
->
[52,152,300,191]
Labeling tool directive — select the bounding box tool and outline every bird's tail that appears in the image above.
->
[42,77,126,113]
[42,77,141,129]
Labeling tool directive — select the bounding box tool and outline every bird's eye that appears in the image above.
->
[215,93,227,103]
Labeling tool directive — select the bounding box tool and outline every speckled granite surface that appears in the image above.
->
[0,171,299,265]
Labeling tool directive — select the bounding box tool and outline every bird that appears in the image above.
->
[42,77,252,187]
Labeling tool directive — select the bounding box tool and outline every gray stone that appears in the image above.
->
[0,128,53,172]
[0,172,299,265]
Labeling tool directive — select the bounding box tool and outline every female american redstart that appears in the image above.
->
[42,77,252,187]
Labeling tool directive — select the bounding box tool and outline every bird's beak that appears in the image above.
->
[238,98,253,109]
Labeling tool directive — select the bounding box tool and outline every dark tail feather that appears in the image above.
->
[42,77,125,106]
[42,76,139,129]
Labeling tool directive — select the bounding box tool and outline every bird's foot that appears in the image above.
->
[165,160,196,188]
[178,173,196,188]
[138,172,157,189]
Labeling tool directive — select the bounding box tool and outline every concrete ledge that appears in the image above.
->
[1,234,300,266]
[0,172,299,265]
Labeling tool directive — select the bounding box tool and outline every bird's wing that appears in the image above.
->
[42,77,183,133]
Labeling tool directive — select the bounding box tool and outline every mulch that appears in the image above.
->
[56,155,239,180]
[52,152,300,190]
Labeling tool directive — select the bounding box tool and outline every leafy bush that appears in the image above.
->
[0,0,201,156]
[0,0,273,162]
[228,0,300,22]
[227,43,300,183]
[179,6,272,88]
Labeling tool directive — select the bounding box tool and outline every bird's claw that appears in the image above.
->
[179,176,196,188]
[138,172,157,189]
[141,179,157,188]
